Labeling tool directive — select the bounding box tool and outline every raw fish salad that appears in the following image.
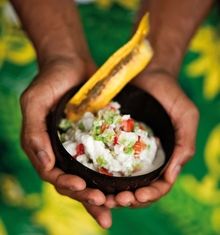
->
[58,102,163,177]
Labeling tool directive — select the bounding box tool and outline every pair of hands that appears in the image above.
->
[20,56,199,229]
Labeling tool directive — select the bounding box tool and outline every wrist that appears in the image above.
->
[36,31,95,76]
[36,51,81,79]
[147,34,185,78]
[38,51,96,84]
[146,54,183,79]
[135,0,213,78]
[36,33,84,68]
[38,51,82,70]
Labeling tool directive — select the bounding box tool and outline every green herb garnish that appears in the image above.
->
[124,146,134,154]
[59,119,72,131]
[96,156,107,167]
[78,122,85,131]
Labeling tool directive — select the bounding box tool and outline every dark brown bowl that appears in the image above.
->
[48,85,175,194]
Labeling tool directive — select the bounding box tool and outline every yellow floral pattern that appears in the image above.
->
[180,124,220,233]
[0,1,35,67]
[96,0,138,10]
[0,34,35,65]
[33,183,106,235]
[187,26,220,100]
[0,219,8,235]
[0,174,41,209]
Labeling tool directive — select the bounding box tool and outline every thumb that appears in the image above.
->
[164,105,199,184]
[20,86,55,173]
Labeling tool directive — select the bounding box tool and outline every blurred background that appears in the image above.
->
[0,0,220,234]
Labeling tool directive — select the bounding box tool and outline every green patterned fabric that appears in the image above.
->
[0,1,220,235]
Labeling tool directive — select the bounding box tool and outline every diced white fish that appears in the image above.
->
[63,141,76,156]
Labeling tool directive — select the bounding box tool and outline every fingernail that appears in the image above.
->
[88,199,96,205]
[125,202,131,207]
[36,150,50,169]
[171,165,181,183]
[70,186,82,192]
[101,217,112,229]
[70,186,77,191]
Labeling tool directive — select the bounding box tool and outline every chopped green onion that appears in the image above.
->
[91,121,101,136]
[59,119,72,131]
[96,156,107,167]
[101,130,114,144]
[78,122,85,131]
[124,146,134,154]
[94,135,104,141]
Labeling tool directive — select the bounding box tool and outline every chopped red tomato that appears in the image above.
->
[121,118,134,132]
[76,143,85,155]
[113,136,118,145]
[133,136,146,155]
[99,167,113,176]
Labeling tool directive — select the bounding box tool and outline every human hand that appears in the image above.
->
[104,70,199,208]
[20,57,112,228]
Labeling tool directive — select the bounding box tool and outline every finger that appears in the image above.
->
[56,187,106,206]
[54,173,86,191]
[38,167,64,183]
[165,104,199,184]
[135,179,172,203]
[74,188,106,206]
[21,131,55,172]
[83,203,112,229]
[115,191,136,207]
[104,195,118,208]
[36,167,86,191]
[173,100,199,160]
[163,147,183,184]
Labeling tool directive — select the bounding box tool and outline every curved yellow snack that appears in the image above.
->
[66,13,153,121]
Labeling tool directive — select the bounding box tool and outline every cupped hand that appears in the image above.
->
[104,70,199,208]
[20,57,112,228]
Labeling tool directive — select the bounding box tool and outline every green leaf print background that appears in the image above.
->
[0,1,220,235]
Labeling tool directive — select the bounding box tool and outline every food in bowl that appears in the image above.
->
[58,102,165,177]
[49,85,175,194]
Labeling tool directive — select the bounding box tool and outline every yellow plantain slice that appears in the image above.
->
[66,13,153,121]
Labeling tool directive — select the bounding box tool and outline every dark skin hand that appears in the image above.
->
[10,0,213,229]
[104,0,212,209]
[105,71,199,208]
[11,0,111,228]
